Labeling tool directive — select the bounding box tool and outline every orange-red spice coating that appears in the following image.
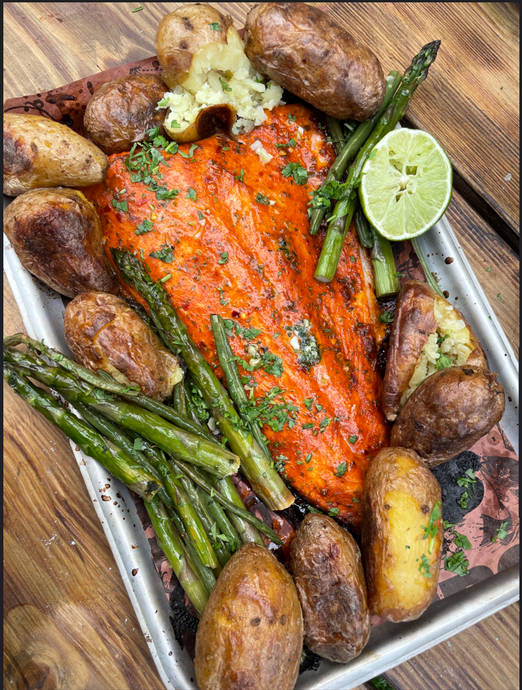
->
[86,104,389,530]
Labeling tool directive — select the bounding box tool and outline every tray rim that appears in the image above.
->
[3,194,519,690]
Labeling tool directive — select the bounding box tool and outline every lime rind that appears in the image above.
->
[359,129,453,241]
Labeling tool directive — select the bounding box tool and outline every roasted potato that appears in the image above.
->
[3,113,108,196]
[64,292,183,401]
[3,188,119,297]
[155,4,283,142]
[195,543,303,690]
[391,366,505,467]
[83,75,169,155]
[361,447,443,622]
[382,280,488,421]
[290,514,370,663]
[244,3,386,121]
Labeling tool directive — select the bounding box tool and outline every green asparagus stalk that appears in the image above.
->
[371,233,400,298]
[411,237,445,297]
[3,347,239,479]
[353,203,376,248]
[3,364,161,501]
[315,41,441,282]
[197,486,241,555]
[168,508,217,594]
[172,381,188,416]
[112,249,294,512]
[309,71,402,236]
[210,314,272,462]
[326,116,345,155]
[209,474,266,547]
[144,495,209,614]
[3,333,217,444]
[175,459,282,545]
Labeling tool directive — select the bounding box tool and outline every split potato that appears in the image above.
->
[64,292,183,402]
[3,113,108,196]
[361,447,443,622]
[244,2,386,121]
[195,543,303,690]
[155,4,283,142]
[83,74,169,155]
[290,514,370,663]
[3,188,119,297]
[382,280,488,421]
[391,366,505,467]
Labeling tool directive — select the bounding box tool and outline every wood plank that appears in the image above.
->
[328,2,520,234]
[3,4,519,690]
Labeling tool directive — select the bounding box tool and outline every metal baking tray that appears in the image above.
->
[3,197,519,689]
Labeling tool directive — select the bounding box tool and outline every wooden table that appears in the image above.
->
[3,3,519,689]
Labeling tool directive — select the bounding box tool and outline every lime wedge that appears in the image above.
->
[359,129,452,241]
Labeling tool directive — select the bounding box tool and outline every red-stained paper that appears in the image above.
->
[4,54,518,645]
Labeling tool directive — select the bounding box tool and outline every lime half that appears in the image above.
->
[359,128,452,241]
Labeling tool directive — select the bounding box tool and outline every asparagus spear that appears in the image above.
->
[172,381,188,416]
[4,347,239,478]
[145,495,209,614]
[168,508,217,595]
[309,71,402,236]
[4,333,217,444]
[326,116,345,155]
[411,237,445,297]
[210,314,272,462]
[3,364,161,501]
[314,41,441,282]
[112,249,294,512]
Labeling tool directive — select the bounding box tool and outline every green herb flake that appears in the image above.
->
[443,521,457,530]
[486,267,492,272]
[422,501,441,542]
[135,219,155,236]
[418,554,432,577]
[111,199,128,212]
[436,352,453,370]
[169,119,181,129]
[149,244,174,263]
[378,311,394,323]
[185,187,197,200]
[304,398,313,410]
[497,293,506,303]
[209,22,221,31]
[218,252,229,265]
[369,675,395,690]
[353,497,361,503]
[492,521,509,543]
[217,287,229,306]
[328,507,340,517]
[454,530,472,550]
[281,161,308,185]
[179,143,199,159]
[255,192,271,205]
[219,77,232,92]
[305,452,312,463]
[132,6,143,12]
[235,169,245,182]
[445,550,470,576]
[288,114,297,122]
[348,435,358,443]
[334,461,347,477]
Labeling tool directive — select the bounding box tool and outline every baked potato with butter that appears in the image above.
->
[391,366,505,467]
[244,2,386,121]
[155,4,283,142]
[3,113,108,196]
[382,280,488,421]
[194,543,303,690]
[361,447,443,622]
[83,74,169,155]
[64,292,183,402]
[290,514,370,663]
[3,188,119,297]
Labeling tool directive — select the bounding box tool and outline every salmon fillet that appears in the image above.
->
[86,104,389,530]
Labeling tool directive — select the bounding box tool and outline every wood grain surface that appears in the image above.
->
[3,3,519,690]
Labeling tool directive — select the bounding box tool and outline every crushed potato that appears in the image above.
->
[160,27,283,137]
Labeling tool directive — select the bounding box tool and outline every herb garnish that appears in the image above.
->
[149,244,174,263]
[255,192,271,205]
[378,311,394,323]
[445,550,469,576]
[209,22,221,30]
[418,554,432,577]
[219,77,232,92]
[492,521,509,542]
[281,162,308,185]
[135,219,155,235]
[421,501,441,554]
[334,461,347,477]
[185,187,197,200]
[112,199,128,212]
[218,252,229,265]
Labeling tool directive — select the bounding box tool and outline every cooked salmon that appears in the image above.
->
[85,104,389,531]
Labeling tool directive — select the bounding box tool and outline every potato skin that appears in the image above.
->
[290,514,370,663]
[3,188,119,297]
[195,543,303,690]
[64,292,183,401]
[382,280,488,421]
[156,4,233,88]
[361,447,442,622]
[3,113,108,196]
[391,367,505,467]
[166,103,236,143]
[244,3,385,121]
[83,75,169,155]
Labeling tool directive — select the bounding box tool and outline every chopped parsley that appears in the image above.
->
[304,398,313,410]
[289,320,321,368]
[457,469,477,508]
[319,416,331,432]
[378,311,394,323]
[219,77,232,92]
[281,161,308,185]
[328,507,340,517]
[112,199,128,212]
[497,293,505,304]
[288,114,297,122]
[209,22,221,31]
[235,169,245,182]
[132,6,143,12]
[217,287,229,306]
[169,119,181,129]
[445,550,469,576]
[305,452,312,463]
[418,554,432,577]
[422,501,441,554]
[334,461,347,477]
[210,522,230,548]
[459,491,472,509]
[218,252,229,265]
[255,192,271,205]
[149,244,174,263]
[436,352,453,370]
[179,143,199,159]
[454,531,472,550]
[185,187,197,200]
[348,435,358,443]
[492,521,509,542]
[135,219,155,235]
